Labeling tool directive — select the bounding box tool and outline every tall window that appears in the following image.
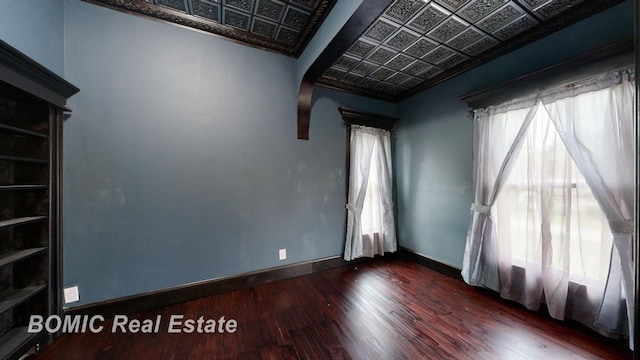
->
[340,108,398,261]
[461,69,635,346]
[493,102,612,317]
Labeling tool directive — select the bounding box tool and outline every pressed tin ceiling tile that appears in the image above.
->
[333,55,361,71]
[282,6,310,30]
[493,14,538,40]
[520,0,551,9]
[347,39,378,58]
[402,75,423,88]
[404,37,439,58]
[458,0,509,22]
[427,16,470,42]
[385,53,414,70]
[226,0,253,12]
[436,0,472,11]
[477,2,525,33]
[368,47,398,64]
[83,0,336,57]
[403,60,432,76]
[370,67,396,81]
[535,0,585,19]
[158,0,186,11]
[386,29,420,51]
[255,0,285,21]
[251,18,278,38]
[83,0,624,100]
[316,0,625,100]
[407,4,450,34]
[462,36,499,55]
[324,67,347,80]
[383,0,427,23]
[359,77,380,89]
[446,27,486,51]
[275,26,299,44]
[364,18,401,42]
[352,61,380,76]
[387,72,412,85]
[192,0,220,21]
[422,45,456,64]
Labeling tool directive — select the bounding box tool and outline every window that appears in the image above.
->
[462,68,634,344]
[494,103,612,289]
[339,108,398,261]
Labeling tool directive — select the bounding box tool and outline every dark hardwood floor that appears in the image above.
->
[34,257,631,359]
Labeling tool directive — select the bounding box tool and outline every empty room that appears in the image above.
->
[0,0,637,359]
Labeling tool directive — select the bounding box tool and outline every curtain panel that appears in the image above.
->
[461,69,635,347]
[344,125,396,261]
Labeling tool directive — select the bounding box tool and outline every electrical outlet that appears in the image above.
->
[279,248,286,260]
[64,286,80,304]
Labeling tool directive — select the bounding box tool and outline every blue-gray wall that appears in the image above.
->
[0,0,633,305]
[394,0,634,268]
[60,0,393,305]
[0,0,65,75]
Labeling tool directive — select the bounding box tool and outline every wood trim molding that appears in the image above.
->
[339,107,399,131]
[65,256,371,319]
[398,247,463,281]
[0,39,79,108]
[297,0,394,140]
[297,75,314,140]
[459,37,634,109]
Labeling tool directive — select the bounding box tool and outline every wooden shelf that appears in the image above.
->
[0,248,46,268]
[0,216,47,229]
[0,185,48,191]
[0,155,47,164]
[0,327,34,360]
[0,37,77,359]
[0,124,48,138]
[0,285,46,314]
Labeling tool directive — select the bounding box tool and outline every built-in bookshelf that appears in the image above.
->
[0,39,78,360]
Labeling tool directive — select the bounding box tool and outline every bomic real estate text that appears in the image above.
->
[28,314,238,334]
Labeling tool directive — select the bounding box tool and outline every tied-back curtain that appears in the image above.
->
[462,68,635,348]
[541,70,635,346]
[344,125,396,261]
[461,98,539,291]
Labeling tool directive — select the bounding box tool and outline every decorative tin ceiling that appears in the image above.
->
[83,0,336,57]
[85,0,622,100]
[317,0,624,100]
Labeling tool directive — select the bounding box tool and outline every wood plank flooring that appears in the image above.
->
[34,257,631,359]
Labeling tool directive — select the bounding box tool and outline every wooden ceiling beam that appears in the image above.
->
[297,0,394,140]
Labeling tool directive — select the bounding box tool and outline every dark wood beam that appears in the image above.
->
[297,0,394,140]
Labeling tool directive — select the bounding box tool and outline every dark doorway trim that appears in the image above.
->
[297,0,394,140]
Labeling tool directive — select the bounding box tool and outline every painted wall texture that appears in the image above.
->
[0,0,65,75]
[60,0,394,305]
[394,0,634,268]
[0,0,633,306]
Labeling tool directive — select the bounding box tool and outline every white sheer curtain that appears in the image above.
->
[462,68,635,347]
[462,98,539,291]
[495,102,613,325]
[344,125,396,261]
[541,70,635,346]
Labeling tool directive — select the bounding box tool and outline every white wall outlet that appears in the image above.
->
[64,286,80,304]
[279,248,286,260]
